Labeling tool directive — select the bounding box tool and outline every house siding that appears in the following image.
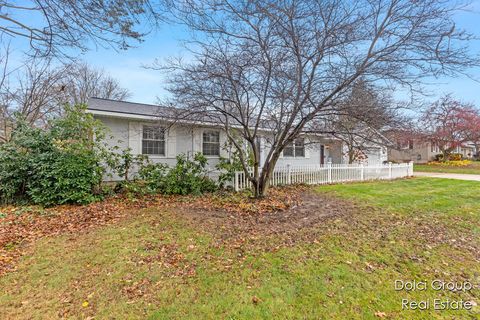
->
[96,116,230,180]
[94,115,345,181]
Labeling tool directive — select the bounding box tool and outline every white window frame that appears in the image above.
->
[283,138,305,158]
[142,125,166,156]
[202,130,221,157]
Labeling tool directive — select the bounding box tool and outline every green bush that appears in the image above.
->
[115,152,217,196]
[162,153,217,195]
[0,105,112,206]
[138,162,169,194]
[113,148,148,182]
[26,147,101,206]
[0,132,31,203]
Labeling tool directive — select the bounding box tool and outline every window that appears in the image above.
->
[284,138,305,157]
[294,139,305,157]
[142,126,165,155]
[283,143,294,157]
[202,130,220,156]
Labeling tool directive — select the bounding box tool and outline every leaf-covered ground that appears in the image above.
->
[0,187,303,276]
[0,178,479,319]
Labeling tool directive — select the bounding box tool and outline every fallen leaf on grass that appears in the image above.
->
[374,311,387,318]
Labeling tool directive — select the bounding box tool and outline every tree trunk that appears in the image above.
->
[441,148,448,162]
[254,151,281,198]
[348,148,355,164]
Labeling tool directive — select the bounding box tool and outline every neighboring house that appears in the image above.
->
[388,139,475,163]
[455,143,477,159]
[87,98,347,180]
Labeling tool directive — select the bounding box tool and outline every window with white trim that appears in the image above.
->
[202,130,220,156]
[142,126,165,155]
[284,138,305,157]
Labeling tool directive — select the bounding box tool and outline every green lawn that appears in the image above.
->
[0,178,479,319]
[414,162,480,174]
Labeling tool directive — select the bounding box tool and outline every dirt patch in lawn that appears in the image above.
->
[176,189,366,248]
[174,187,480,262]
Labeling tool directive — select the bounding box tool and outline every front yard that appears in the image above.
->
[414,162,480,175]
[0,178,478,319]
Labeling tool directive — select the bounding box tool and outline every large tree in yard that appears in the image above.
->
[421,95,480,160]
[159,0,479,197]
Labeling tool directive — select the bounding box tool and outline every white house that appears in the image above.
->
[87,98,387,179]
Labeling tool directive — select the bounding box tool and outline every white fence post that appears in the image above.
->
[388,162,392,179]
[234,171,239,191]
[360,164,364,181]
[287,164,292,185]
[327,162,332,183]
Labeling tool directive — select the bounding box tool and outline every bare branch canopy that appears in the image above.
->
[156,0,479,197]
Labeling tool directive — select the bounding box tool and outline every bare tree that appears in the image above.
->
[0,57,130,140]
[158,0,478,197]
[13,58,67,127]
[61,62,131,104]
[319,80,399,164]
[0,0,161,57]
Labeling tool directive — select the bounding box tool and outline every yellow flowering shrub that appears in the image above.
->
[427,160,472,167]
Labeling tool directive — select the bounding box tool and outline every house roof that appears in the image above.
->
[87,97,227,128]
[87,97,180,119]
[86,97,340,140]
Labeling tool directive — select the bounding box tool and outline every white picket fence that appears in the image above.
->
[233,162,414,191]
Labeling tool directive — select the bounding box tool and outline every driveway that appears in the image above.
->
[414,171,480,181]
